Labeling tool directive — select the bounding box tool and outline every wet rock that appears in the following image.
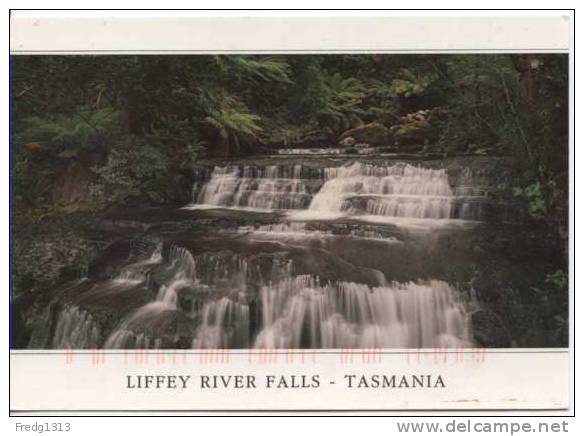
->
[393,119,434,146]
[11,155,565,350]
[338,122,392,147]
[339,136,356,147]
[264,129,333,151]
[467,143,496,156]
[177,284,212,314]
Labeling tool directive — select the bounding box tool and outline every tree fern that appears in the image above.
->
[316,72,365,131]
[204,98,263,150]
[227,56,292,84]
[20,107,121,149]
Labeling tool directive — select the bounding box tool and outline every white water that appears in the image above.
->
[52,305,101,349]
[192,297,251,348]
[187,272,471,349]
[238,222,400,244]
[104,246,198,348]
[195,165,313,210]
[309,163,454,219]
[102,244,290,349]
[59,240,472,349]
[190,162,483,224]
[52,161,481,350]
[254,275,471,349]
[93,238,472,349]
[114,242,163,282]
[51,245,166,349]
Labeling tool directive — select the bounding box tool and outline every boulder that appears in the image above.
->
[338,122,392,147]
[339,136,356,147]
[24,142,43,153]
[393,119,434,146]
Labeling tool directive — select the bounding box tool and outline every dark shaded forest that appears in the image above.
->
[12,55,568,229]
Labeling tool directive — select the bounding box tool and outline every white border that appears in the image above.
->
[10,14,569,53]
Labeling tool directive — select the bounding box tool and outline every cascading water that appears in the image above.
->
[91,240,472,349]
[52,305,101,349]
[192,297,251,348]
[189,162,484,223]
[194,165,316,210]
[310,164,452,212]
[101,243,293,349]
[104,246,199,348]
[47,160,487,350]
[254,276,471,349]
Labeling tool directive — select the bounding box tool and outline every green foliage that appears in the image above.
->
[513,182,546,219]
[546,269,569,291]
[389,69,438,97]
[226,56,292,84]
[11,53,568,229]
[13,158,52,206]
[362,79,400,123]
[315,73,365,131]
[19,107,122,150]
[432,55,523,152]
[544,269,569,343]
[90,144,170,206]
[204,97,263,152]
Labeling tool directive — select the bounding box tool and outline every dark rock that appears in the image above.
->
[393,119,435,146]
[338,122,392,147]
[265,129,334,150]
[87,239,133,279]
[339,136,356,147]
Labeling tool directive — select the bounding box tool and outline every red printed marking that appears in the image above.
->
[90,349,105,365]
[134,349,149,365]
[361,348,383,364]
[257,348,278,364]
[405,348,487,365]
[170,349,188,365]
[65,348,75,365]
[339,349,355,364]
[471,348,486,363]
[199,349,230,364]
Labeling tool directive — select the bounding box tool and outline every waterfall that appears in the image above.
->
[238,222,400,244]
[192,297,251,348]
[52,305,101,349]
[49,160,487,350]
[166,246,197,280]
[58,241,472,350]
[98,241,471,350]
[189,162,484,222]
[308,163,455,219]
[102,244,293,349]
[254,276,471,349]
[50,245,166,349]
[103,245,199,348]
[114,242,163,282]
[194,165,315,210]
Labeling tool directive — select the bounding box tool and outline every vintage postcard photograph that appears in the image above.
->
[8,11,573,416]
[12,53,569,351]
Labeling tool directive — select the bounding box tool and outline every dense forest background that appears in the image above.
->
[12,54,568,239]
